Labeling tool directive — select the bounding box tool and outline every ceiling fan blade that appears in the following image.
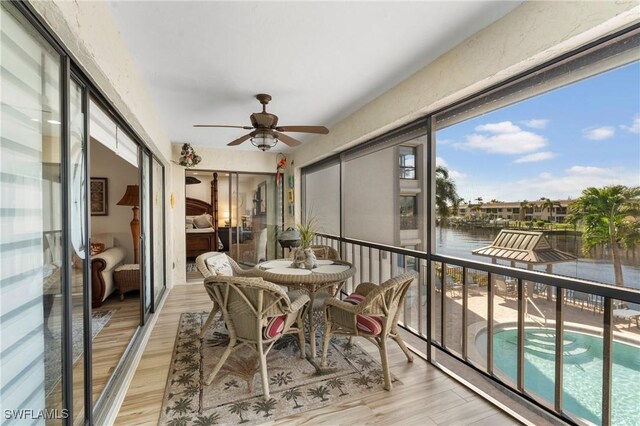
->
[275,125,329,134]
[227,133,253,146]
[275,132,302,147]
[194,124,254,129]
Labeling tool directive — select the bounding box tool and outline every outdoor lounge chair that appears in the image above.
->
[321,271,418,390]
[203,275,309,399]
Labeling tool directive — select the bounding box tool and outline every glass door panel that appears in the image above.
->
[152,157,165,307]
[69,78,88,424]
[0,2,64,421]
[229,174,281,265]
[141,151,151,317]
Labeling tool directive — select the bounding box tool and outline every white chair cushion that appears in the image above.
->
[205,253,233,276]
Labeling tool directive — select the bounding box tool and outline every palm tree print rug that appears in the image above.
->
[159,312,400,425]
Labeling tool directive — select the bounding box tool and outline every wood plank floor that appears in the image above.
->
[115,285,518,425]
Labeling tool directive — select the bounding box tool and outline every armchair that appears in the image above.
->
[91,234,126,308]
[195,251,258,338]
[203,275,309,399]
[321,271,418,390]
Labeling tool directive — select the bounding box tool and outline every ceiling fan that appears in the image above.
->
[194,94,329,151]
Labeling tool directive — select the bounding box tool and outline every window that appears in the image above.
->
[399,146,416,179]
[400,196,418,230]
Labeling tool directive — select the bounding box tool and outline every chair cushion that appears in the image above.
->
[343,293,383,335]
[205,253,233,276]
[263,315,287,339]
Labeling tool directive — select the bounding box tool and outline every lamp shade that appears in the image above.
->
[250,131,278,151]
[117,185,139,207]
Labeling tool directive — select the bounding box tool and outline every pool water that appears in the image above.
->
[482,328,640,425]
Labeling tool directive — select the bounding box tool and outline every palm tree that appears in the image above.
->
[567,185,640,287]
[435,166,460,224]
[228,401,250,423]
[253,398,277,417]
[540,197,561,223]
[327,377,348,397]
[282,387,303,408]
[519,200,534,222]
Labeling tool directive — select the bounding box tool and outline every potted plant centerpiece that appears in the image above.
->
[292,216,318,269]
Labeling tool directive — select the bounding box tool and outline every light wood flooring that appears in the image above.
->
[115,285,519,425]
[45,291,141,423]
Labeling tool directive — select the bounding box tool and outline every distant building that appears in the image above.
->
[456,199,572,223]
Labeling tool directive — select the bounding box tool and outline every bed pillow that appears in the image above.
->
[193,213,212,229]
[205,253,233,276]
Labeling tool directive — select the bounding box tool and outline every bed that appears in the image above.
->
[185,197,220,258]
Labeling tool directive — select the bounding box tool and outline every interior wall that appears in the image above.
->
[169,163,185,285]
[175,145,278,174]
[90,139,138,264]
[29,0,172,163]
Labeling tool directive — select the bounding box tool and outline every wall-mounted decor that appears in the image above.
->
[90,177,108,216]
[178,143,202,168]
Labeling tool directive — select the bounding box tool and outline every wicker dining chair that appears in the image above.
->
[321,271,418,391]
[203,275,309,399]
[196,251,258,338]
[310,244,340,261]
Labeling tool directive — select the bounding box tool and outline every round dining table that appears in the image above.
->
[253,259,357,358]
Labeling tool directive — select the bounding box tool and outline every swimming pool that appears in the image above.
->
[476,328,640,425]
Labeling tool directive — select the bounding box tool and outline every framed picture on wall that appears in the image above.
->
[90,177,108,216]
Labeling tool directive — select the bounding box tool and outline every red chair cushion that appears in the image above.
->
[343,293,383,335]
[263,314,287,339]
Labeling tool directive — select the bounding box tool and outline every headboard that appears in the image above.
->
[186,197,212,216]
[185,172,218,230]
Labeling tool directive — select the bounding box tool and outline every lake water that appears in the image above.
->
[435,226,640,291]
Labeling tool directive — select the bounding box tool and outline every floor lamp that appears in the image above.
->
[117,184,140,264]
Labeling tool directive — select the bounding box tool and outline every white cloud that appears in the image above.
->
[456,121,547,154]
[513,151,556,163]
[620,115,640,134]
[521,119,549,129]
[475,121,521,134]
[457,166,638,203]
[437,138,454,145]
[583,126,615,140]
[436,156,467,182]
[449,170,468,181]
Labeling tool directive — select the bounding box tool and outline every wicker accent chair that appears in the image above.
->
[203,275,309,399]
[309,244,342,305]
[321,271,418,391]
[196,252,258,338]
[310,245,340,261]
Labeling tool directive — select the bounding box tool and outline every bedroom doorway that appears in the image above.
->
[185,170,283,280]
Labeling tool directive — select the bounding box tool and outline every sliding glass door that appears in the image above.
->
[227,173,282,265]
[0,2,67,421]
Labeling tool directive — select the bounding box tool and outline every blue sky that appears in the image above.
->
[436,62,640,203]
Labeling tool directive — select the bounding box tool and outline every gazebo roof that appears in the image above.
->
[472,230,577,264]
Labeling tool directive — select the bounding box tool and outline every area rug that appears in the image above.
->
[160,311,400,425]
[186,262,197,273]
[44,309,115,396]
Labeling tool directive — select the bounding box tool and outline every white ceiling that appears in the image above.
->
[108,1,522,151]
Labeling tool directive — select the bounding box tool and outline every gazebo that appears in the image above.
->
[472,230,576,298]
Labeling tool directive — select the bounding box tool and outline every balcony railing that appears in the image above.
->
[312,233,640,425]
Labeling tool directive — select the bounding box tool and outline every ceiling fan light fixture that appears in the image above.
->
[250,131,278,151]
